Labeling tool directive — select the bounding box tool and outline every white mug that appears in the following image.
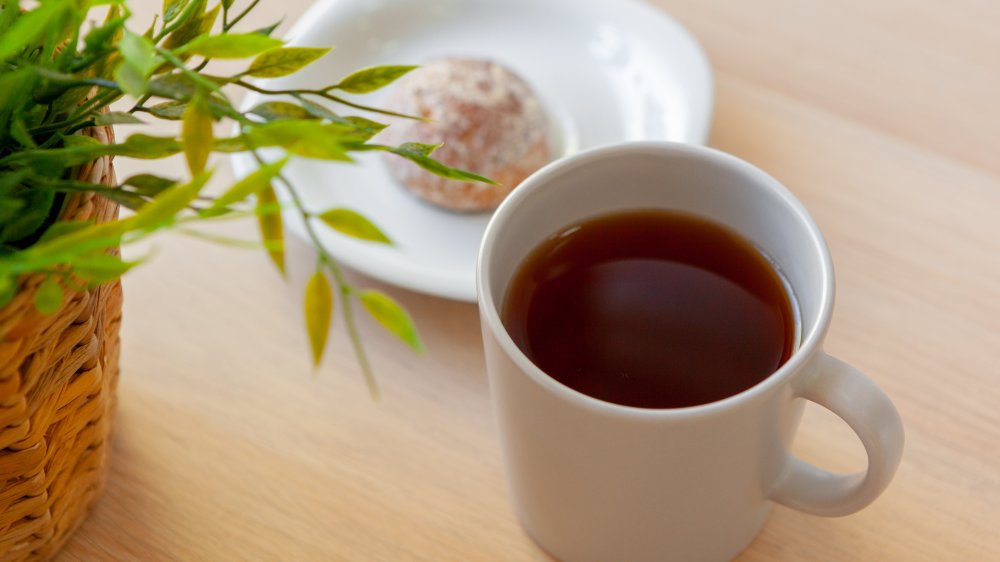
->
[477,142,904,562]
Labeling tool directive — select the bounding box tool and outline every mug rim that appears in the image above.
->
[476,141,835,420]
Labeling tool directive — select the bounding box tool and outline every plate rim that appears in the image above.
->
[230,0,715,302]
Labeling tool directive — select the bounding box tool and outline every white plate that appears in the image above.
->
[231,0,713,302]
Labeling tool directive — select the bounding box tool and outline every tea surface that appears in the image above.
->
[502,210,795,408]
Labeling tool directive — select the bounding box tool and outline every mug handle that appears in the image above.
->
[770,352,904,517]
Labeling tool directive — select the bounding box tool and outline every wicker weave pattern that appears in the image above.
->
[0,124,121,560]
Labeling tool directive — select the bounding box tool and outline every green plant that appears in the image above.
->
[0,0,493,395]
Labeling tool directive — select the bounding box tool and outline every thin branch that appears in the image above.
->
[250,149,380,398]
[226,0,261,30]
[234,80,423,121]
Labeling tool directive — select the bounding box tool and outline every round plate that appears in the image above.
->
[231,0,713,302]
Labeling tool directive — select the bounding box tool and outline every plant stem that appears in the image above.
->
[70,89,121,121]
[226,0,261,31]
[249,150,380,398]
[154,0,205,43]
[234,80,421,120]
[176,227,275,250]
[155,48,227,97]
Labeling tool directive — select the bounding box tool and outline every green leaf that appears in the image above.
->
[34,277,63,315]
[2,134,181,169]
[182,93,214,174]
[0,0,23,35]
[298,98,339,120]
[248,101,316,122]
[179,33,283,59]
[143,100,187,120]
[256,184,284,274]
[295,102,386,141]
[343,116,388,135]
[163,0,216,51]
[0,189,54,245]
[73,254,137,283]
[39,221,95,244]
[245,47,330,78]
[164,0,190,23]
[143,14,159,40]
[115,30,160,97]
[143,89,235,120]
[11,117,36,148]
[212,136,252,153]
[130,170,212,231]
[206,156,288,214]
[119,30,160,75]
[84,14,126,53]
[359,290,423,353]
[0,275,16,310]
[117,134,183,158]
[0,1,63,60]
[318,208,392,245]
[384,144,497,185]
[148,73,198,98]
[250,20,283,37]
[21,220,131,270]
[123,174,178,195]
[304,269,333,366]
[335,65,417,94]
[0,199,26,226]
[114,61,148,98]
[102,190,149,211]
[244,120,354,161]
[396,142,440,158]
[92,111,145,125]
[62,134,103,149]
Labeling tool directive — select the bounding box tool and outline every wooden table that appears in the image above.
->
[60,0,1000,560]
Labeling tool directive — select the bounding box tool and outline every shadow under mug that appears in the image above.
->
[477,142,904,562]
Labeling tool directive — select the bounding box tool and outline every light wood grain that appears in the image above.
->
[57,0,1000,560]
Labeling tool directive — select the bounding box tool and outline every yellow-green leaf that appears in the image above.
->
[179,33,283,59]
[206,157,288,213]
[243,120,353,161]
[359,290,423,353]
[304,269,333,366]
[335,65,417,94]
[396,142,440,158]
[131,170,212,231]
[113,61,147,98]
[248,101,316,122]
[164,0,190,23]
[182,93,213,174]
[144,100,187,120]
[123,174,178,195]
[25,220,130,264]
[115,134,184,158]
[163,0,215,51]
[245,47,330,78]
[92,111,145,125]
[73,254,138,284]
[256,184,284,275]
[34,277,63,315]
[318,208,392,244]
[387,144,497,185]
[119,30,159,75]
[114,30,160,97]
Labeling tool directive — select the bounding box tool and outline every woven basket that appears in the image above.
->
[0,124,121,560]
